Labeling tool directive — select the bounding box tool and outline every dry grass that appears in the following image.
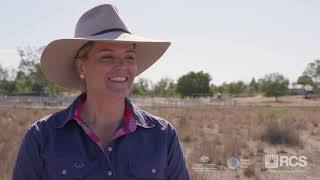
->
[243,164,256,178]
[1,101,320,179]
[0,106,55,180]
[145,106,320,179]
[258,107,302,146]
[261,119,302,146]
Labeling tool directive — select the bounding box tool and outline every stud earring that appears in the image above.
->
[80,74,84,79]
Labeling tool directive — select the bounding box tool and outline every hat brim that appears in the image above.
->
[40,31,171,90]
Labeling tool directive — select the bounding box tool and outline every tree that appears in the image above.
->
[209,84,217,94]
[0,81,15,94]
[14,71,33,93]
[130,78,152,96]
[259,73,289,102]
[303,59,320,86]
[297,75,315,87]
[153,78,177,97]
[249,78,259,92]
[0,65,8,81]
[216,82,228,94]
[17,46,42,74]
[15,46,65,95]
[0,64,13,94]
[227,81,247,96]
[16,47,45,93]
[176,71,212,97]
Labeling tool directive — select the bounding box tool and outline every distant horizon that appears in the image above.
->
[0,46,315,87]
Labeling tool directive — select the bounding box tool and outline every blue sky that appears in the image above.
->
[1,0,320,85]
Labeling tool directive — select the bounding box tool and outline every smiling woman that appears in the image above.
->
[75,42,138,98]
[11,4,189,180]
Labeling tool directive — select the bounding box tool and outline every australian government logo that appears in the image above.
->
[192,154,251,172]
[192,154,216,171]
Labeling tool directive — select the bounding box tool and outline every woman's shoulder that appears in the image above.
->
[127,99,177,134]
[131,105,177,136]
[27,108,68,133]
[141,109,173,129]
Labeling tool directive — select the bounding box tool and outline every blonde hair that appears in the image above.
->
[75,41,95,59]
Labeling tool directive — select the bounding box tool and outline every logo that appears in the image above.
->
[264,154,307,168]
[265,154,279,168]
[199,154,210,164]
[227,156,240,169]
[226,156,251,169]
[73,161,85,169]
[192,154,217,171]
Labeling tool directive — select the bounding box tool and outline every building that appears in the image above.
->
[288,84,314,96]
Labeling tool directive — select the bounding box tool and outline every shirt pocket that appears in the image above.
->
[129,158,166,180]
[46,158,96,179]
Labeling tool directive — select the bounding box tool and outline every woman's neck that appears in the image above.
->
[81,92,125,127]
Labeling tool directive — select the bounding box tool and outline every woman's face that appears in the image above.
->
[76,41,137,98]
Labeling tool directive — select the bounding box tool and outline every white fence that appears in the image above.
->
[0,96,74,107]
[130,97,237,107]
[0,96,238,108]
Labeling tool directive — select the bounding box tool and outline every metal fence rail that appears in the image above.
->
[0,96,237,108]
[0,96,76,107]
[130,97,237,107]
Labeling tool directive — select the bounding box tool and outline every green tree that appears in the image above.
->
[166,82,177,97]
[0,65,13,94]
[176,71,212,97]
[0,81,15,94]
[14,71,32,92]
[153,78,177,97]
[217,82,228,94]
[260,73,289,102]
[209,84,217,94]
[249,77,259,92]
[227,81,247,96]
[15,46,65,95]
[213,82,227,94]
[303,59,320,86]
[0,65,8,80]
[297,75,315,87]
[130,78,152,96]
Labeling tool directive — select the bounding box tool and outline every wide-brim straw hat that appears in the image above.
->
[40,4,170,90]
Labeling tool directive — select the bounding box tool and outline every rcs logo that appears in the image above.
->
[265,154,307,168]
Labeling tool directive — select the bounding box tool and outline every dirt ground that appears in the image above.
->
[1,95,320,180]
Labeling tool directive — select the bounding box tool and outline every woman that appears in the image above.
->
[12,4,189,180]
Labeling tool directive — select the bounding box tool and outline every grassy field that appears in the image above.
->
[1,96,320,179]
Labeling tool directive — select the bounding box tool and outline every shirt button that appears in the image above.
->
[152,168,157,174]
[108,147,112,152]
[61,169,67,175]
[107,171,112,176]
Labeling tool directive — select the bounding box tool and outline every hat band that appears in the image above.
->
[92,28,131,36]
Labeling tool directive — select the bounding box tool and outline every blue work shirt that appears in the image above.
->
[11,93,190,180]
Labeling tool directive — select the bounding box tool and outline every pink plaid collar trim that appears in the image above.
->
[72,95,137,148]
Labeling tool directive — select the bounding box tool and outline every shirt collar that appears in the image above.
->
[53,92,155,129]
